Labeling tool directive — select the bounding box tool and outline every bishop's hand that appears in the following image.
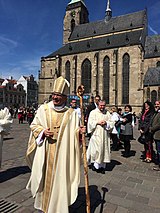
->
[44,128,54,138]
[79,125,86,134]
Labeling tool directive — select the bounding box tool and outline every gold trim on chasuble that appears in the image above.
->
[42,105,74,212]
[26,126,44,168]
[26,135,36,156]
[26,126,43,156]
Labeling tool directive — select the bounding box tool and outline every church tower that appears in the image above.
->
[63,0,89,45]
[105,0,112,21]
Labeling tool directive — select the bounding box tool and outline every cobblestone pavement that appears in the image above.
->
[0,119,160,213]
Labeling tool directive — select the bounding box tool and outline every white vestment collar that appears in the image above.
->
[48,101,68,112]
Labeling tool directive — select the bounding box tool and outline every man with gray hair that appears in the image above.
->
[26,76,85,213]
[87,100,114,174]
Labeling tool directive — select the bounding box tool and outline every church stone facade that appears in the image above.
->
[38,0,160,113]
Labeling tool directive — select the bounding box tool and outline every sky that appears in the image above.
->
[0,0,159,80]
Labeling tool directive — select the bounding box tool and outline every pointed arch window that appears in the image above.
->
[151,90,157,104]
[71,19,75,32]
[147,87,150,100]
[65,61,70,93]
[122,53,130,104]
[81,59,91,94]
[103,56,110,104]
[94,53,99,94]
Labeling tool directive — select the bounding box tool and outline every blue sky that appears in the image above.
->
[0,0,159,80]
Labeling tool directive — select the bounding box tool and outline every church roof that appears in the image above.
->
[46,30,143,58]
[69,10,146,41]
[144,35,160,59]
[45,9,147,58]
[144,67,160,87]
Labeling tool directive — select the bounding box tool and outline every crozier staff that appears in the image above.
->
[26,76,85,213]
[77,85,90,213]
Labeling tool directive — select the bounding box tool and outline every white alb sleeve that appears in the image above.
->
[36,130,45,145]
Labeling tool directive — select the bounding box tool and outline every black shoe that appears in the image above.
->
[111,147,119,151]
[91,165,97,171]
[95,168,105,174]
[88,164,92,169]
[100,168,105,174]
[122,153,130,158]
[96,168,102,173]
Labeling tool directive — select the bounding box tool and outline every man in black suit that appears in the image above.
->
[85,95,101,138]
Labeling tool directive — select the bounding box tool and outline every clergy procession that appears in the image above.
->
[26,76,136,212]
[1,76,160,213]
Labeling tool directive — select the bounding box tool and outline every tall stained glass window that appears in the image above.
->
[122,53,130,104]
[103,56,110,104]
[81,59,91,94]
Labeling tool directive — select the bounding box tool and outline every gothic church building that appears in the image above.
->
[38,0,160,112]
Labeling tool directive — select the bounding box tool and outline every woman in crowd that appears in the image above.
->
[18,106,24,124]
[119,105,133,157]
[150,100,160,170]
[139,101,155,163]
[27,107,35,125]
[110,106,120,151]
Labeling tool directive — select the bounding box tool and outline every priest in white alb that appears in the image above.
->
[87,100,114,174]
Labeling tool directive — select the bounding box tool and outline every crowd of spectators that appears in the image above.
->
[71,95,160,174]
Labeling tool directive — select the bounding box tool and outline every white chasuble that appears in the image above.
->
[26,101,81,213]
[87,108,114,164]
